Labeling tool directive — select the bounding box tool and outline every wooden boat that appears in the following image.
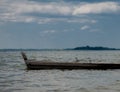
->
[21,52,120,70]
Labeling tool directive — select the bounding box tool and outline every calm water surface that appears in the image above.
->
[1,51,120,92]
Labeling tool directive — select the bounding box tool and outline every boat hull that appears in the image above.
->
[21,52,120,70]
[26,61,120,70]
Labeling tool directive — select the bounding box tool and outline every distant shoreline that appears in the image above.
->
[0,46,120,51]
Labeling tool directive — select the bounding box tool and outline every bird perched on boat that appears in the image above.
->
[75,57,79,62]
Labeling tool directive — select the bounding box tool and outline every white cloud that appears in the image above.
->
[73,2,120,15]
[11,1,72,15]
[0,0,120,24]
[11,1,120,16]
[67,19,97,24]
[38,18,69,24]
[0,0,73,23]
[81,25,89,30]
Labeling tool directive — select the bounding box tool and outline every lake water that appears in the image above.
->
[1,50,120,92]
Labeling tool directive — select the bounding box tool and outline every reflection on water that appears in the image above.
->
[0,51,120,92]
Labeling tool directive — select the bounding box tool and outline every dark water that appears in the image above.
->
[1,51,120,92]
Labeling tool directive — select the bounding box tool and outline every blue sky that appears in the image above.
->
[0,0,120,49]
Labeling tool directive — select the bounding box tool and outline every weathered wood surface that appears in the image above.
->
[21,52,120,70]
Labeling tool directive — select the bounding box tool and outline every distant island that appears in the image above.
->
[67,46,120,50]
[0,46,120,51]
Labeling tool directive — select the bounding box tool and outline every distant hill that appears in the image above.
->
[72,46,120,50]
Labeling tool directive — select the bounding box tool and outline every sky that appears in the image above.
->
[0,0,120,49]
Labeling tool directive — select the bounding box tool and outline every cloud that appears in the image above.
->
[12,2,72,15]
[0,0,73,23]
[0,0,120,24]
[81,25,89,30]
[73,2,120,15]
[11,1,119,16]
[67,19,97,24]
